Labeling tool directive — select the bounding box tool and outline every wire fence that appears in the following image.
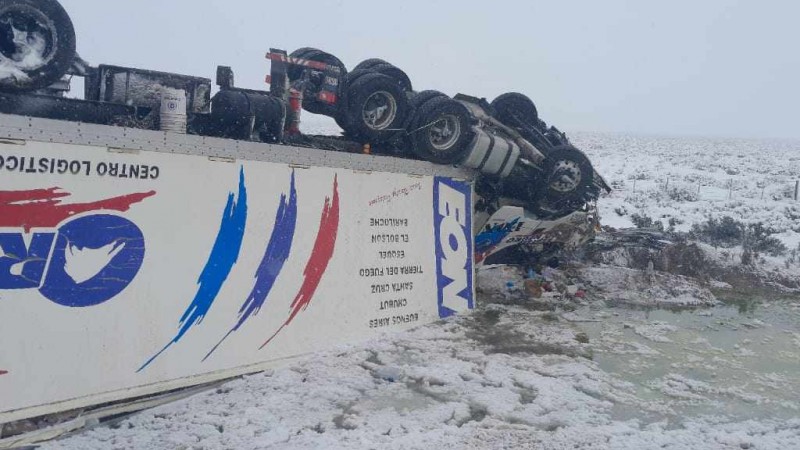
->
[621,178,800,202]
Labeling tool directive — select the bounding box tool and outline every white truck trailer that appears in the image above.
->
[0,113,476,435]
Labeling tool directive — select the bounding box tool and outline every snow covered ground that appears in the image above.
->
[40,303,800,449]
[570,132,800,250]
[42,124,800,449]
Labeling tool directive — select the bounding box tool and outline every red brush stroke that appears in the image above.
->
[0,188,156,232]
[0,370,7,376]
[261,175,340,349]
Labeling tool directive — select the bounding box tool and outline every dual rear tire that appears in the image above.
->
[338,72,410,143]
[335,59,415,143]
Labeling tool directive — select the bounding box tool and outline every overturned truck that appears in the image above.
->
[0,0,608,443]
[0,0,608,221]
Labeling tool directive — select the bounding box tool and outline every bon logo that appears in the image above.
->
[433,177,474,318]
[0,188,154,307]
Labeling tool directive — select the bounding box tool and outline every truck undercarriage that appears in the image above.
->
[0,0,614,443]
[0,0,609,224]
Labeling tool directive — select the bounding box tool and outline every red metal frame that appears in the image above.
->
[266,52,342,74]
[266,51,342,107]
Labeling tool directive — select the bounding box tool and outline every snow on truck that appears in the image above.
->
[0,0,608,441]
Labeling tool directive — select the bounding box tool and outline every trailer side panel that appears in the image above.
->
[0,138,474,423]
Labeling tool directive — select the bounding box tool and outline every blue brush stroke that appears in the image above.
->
[475,217,520,254]
[138,167,248,372]
[203,171,298,361]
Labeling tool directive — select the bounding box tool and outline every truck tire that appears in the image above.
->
[333,70,377,133]
[344,72,409,143]
[491,92,539,129]
[536,145,594,206]
[410,97,475,164]
[404,90,449,150]
[393,91,447,156]
[353,58,388,71]
[368,63,412,92]
[0,0,76,92]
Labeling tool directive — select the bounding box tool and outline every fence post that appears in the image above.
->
[795,180,799,201]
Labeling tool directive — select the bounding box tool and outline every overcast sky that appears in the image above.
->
[60,0,800,140]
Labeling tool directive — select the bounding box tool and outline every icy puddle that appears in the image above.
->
[570,297,800,423]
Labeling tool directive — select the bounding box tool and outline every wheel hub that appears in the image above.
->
[429,114,460,150]
[362,91,397,130]
[549,159,582,193]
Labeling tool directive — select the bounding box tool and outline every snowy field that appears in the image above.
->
[570,132,800,250]
[43,123,800,449]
